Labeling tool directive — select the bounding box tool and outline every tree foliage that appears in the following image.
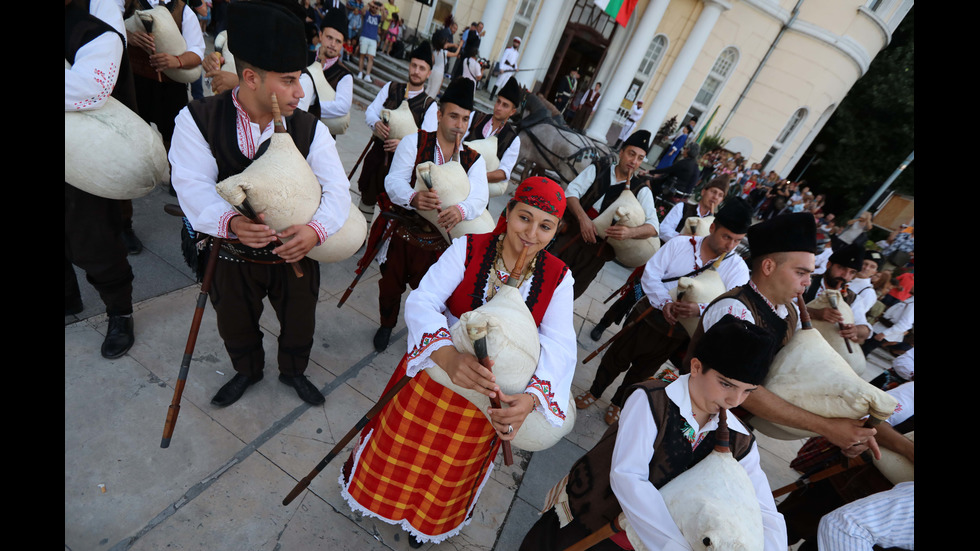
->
[789,7,914,218]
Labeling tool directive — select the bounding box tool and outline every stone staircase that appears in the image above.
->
[342,52,495,114]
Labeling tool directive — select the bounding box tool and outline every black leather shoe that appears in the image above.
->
[589,322,609,342]
[211,373,262,407]
[101,316,135,359]
[374,326,393,352]
[278,374,325,405]
[65,296,84,316]
[122,228,143,255]
[408,534,424,549]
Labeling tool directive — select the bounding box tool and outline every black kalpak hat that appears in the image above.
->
[713,197,752,234]
[622,130,652,154]
[498,77,523,107]
[747,212,817,260]
[321,7,348,40]
[440,77,475,111]
[410,40,434,68]
[829,243,865,272]
[865,250,883,269]
[228,1,307,72]
[693,314,776,385]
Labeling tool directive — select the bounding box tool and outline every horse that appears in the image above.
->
[514,93,616,186]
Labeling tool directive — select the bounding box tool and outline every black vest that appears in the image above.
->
[576,159,649,216]
[303,61,352,119]
[463,111,519,161]
[674,202,702,233]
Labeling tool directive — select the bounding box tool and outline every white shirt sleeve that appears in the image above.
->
[66,32,124,111]
[609,391,692,550]
[635,186,659,228]
[180,5,206,59]
[383,132,420,209]
[298,72,315,112]
[169,107,240,238]
[659,203,685,242]
[319,74,354,119]
[565,164,597,199]
[403,237,466,376]
[458,155,489,220]
[740,442,790,551]
[640,238,684,310]
[305,122,353,241]
[365,82,390,130]
[498,134,521,180]
[420,101,439,132]
[891,348,914,381]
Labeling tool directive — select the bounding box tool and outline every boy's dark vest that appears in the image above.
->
[564,380,755,533]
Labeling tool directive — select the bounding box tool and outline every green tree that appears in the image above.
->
[790,7,914,217]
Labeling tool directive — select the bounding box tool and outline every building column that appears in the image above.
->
[478,0,508,60]
[585,0,670,142]
[637,0,731,136]
[517,0,566,91]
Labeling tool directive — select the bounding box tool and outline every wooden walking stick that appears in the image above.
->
[161,234,223,448]
[282,373,413,505]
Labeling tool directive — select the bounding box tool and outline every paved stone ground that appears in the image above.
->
[66,84,896,550]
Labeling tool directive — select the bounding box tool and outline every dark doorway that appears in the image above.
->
[541,0,617,101]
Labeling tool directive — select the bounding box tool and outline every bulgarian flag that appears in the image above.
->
[596,0,638,27]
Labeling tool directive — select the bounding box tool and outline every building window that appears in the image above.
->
[762,107,808,170]
[688,46,739,123]
[615,34,668,124]
[502,0,540,50]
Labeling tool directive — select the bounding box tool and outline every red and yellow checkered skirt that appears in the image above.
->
[341,356,501,542]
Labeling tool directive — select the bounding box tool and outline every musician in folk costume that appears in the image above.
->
[462,77,523,188]
[803,242,871,345]
[575,199,753,426]
[65,0,138,358]
[553,68,578,113]
[588,168,722,342]
[341,178,575,548]
[299,8,353,134]
[613,101,643,149]
[169,1,351,407]
[357,41,438,210]
[124,0,204,148]
[489,36,520,100]
[550,130,659,299]
[521,316,787,550]
[368,78,489,352]
[688,213,881,455]
[779,380,914,550]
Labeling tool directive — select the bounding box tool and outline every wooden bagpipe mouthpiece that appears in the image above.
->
[506,244,531,288]
[271,93,285,132]
[797,292,812,330]
[713,408,731,454]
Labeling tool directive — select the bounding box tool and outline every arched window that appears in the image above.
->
[614,34,668,124]
[762,107,808,170]
[687,46,738,124]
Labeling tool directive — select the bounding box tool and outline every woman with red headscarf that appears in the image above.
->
[341,177,576,547]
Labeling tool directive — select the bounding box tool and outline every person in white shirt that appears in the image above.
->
[576,199,753,425]
[614,100,643,149]
[299,8,354,136]
[462,77,523,192]
[366,78,489,352]
[168,2,351,407]
[521,315,787,550]
[551,130,660,298]
[356,41,438,211]
[489,36,520,100]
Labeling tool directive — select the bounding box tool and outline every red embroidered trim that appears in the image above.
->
[406,328,452,362]
[527,375,565,421]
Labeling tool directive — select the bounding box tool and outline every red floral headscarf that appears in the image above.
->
[493,176,566,234]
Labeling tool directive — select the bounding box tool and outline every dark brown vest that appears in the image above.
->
[683,283,798,374]
[464,111,519,161]
[564,380,755,533]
